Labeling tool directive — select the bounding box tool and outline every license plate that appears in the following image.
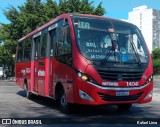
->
[116,91,129,96]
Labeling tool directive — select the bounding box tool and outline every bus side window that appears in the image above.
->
[58,26,71,55]
[24,39,31,61]
[17,42,24,62]
[40,29,47,58]
[49,28,56,57]
[34,37,40,60]
[57,19,72,65]
[57,27,65,55]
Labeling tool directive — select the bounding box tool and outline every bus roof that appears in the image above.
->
[18,16,58,42]
[72,13,131,25]
[18,13,132,42]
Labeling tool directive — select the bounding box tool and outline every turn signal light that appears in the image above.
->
[145,75,153,84]
[77,71,97,84]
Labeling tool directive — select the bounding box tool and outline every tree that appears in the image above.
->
[0,45,15,77]
[0,0,106,77]
[152,59,160,74]
[59,0,105,15]
[152,48,160,59]
[42,0,60,21]
[152,48,160,74]
[1,0,105,41]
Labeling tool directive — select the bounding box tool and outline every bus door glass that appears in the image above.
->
[33,35,41,92]
[37,29,47,95]
[48,23,57,94]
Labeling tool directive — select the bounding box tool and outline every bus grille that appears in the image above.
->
[98,70,142,81]
[98,92,143,101]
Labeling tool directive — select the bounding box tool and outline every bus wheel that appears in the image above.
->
[59,89,72,114]
[117,104,132,111]
[24,84,32,99]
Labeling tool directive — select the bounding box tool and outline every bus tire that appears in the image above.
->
[117,104,132,111]
[59,89,72,114]
[24,84,32,99]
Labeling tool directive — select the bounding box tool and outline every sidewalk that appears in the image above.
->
[153,93,160,102]
[154,75,160,78]
[8,77,15,81]
[0,77,16,82]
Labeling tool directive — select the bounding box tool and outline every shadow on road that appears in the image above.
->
[16,90,146,118]
[17,90,59,110]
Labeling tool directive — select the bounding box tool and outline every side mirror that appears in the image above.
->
[63,18,69,26]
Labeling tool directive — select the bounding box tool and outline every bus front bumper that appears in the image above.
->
[73,78,153,105]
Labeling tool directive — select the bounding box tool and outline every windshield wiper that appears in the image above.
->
[129,36,142,66]
[100,41,117,65]
[100,31,119,65]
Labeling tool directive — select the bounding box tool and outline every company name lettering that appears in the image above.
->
[102,82,118,86]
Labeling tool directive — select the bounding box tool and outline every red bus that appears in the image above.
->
[15,13,153,113]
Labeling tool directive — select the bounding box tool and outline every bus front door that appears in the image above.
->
[33,36,40,92]
[48,28,57,96]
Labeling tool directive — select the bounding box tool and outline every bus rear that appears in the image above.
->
[70,14,153,110]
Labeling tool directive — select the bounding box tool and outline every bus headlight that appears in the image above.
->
[77,71,97,84]
[145,75,153,84]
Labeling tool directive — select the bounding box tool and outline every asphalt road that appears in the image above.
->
[0,78,159,126]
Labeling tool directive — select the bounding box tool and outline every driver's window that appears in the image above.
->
[58,26,71,55]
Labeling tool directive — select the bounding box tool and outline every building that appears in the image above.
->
[128,5,160,53]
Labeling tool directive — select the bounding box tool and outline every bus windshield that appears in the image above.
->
[73,17,149,64]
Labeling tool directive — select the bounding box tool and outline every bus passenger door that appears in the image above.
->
[37,30,47,96]
[33,36,40,92]
[48,27,57,96]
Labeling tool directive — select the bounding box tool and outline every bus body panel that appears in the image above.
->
[30,61,34,92]
[15,61,31,89]
[52,58,74,103]
[15,13,153,108]
[45,58,51,96]
[36,58,46,96]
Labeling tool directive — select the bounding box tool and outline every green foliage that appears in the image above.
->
[59,0,105,15]
[0,0,105,77]
[151,48,160,74]
[152,59,160,74]
[0,45,15,76]
[151,48,160,59]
